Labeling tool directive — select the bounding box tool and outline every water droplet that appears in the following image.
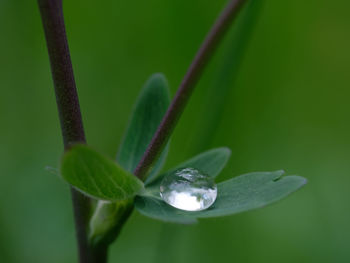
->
[160,168,217,211]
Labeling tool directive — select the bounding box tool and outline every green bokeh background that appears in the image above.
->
[1,0,349,262]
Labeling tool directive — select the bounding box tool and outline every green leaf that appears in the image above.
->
[134,170,306,223]
[134,147,231,223]
[146,147,231,186]
[60,144,143,201]
[117,73,170,180]
[171,147,231,178]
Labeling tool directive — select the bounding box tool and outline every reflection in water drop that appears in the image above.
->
[160,168,217,211]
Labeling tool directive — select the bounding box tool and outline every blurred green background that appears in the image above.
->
[1,0,350,262]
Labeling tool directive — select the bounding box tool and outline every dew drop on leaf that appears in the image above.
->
[159,168,217,211]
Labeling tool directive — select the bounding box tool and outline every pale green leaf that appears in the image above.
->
[135,170,306,223]
[146,147,231,186]
[117,73,170,179]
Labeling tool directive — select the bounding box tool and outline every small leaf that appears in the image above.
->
[146,147,231,186]
[172,147,231,178]
[134,147,231,222]
[60,144,143,201]
[117,73,170,179]
[134,170,306,223]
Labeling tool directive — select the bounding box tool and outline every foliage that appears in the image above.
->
[60,74,307,231]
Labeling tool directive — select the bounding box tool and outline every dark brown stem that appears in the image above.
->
[134,0,247,179]
[37,0,107,262]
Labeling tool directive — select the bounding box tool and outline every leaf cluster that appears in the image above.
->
[59,74,306,244]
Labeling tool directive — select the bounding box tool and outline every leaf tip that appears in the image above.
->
[150,72,167,81]
[289,175,308,187]
[147,73,169,89]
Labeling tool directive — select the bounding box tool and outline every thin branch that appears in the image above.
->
[134,0,247,179]
[37,0,106,262]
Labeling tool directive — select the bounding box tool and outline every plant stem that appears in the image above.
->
[37,0,106,262]
[134,0,247,179]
